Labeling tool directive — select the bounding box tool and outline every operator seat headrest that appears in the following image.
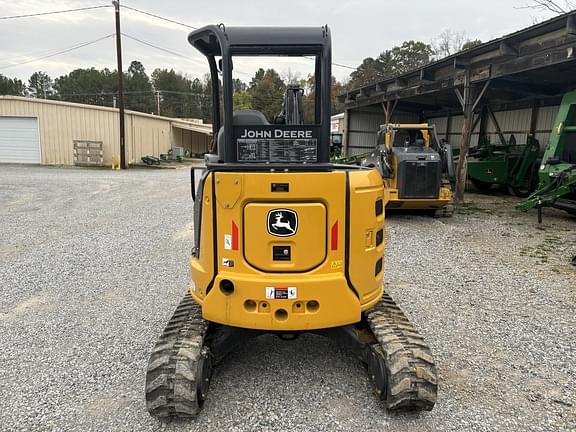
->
[231,110,270,126]
[214,110,270,162]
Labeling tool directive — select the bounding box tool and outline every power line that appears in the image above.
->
[0,34,115,64]
[57,90,285,100]
[0,34,115,70]
[121,33,199,63]
[332,61,357,70]
[120,4,197,29]
[301,55,356,70]
[55,90,287,105]
[57,90,203,96]
[120,6,357,70]
[0,5,111,20]
[121,32,253,76]
[0,3,359,72]
[2,44,91,63]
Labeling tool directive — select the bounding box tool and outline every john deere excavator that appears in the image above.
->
[362,123,455,217]
[145,25,437,418]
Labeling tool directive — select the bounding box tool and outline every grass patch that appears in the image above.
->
[456,202,494,215]
[520,235,563,264]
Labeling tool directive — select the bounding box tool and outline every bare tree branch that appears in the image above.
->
[431,30,481,60]
[517,0,575,15]
[431,30,468,59]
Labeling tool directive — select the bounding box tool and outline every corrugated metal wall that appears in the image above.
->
[427,106,560,151]
[428,115,484,148]
[490,108,532,144]
[172,128,212,155]
[347,104,561,155]
[130,115,171,163]
[0,98,179,165]
[347,109,419,155]
[535,105,560,146]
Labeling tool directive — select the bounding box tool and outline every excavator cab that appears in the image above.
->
[145,25,437,420]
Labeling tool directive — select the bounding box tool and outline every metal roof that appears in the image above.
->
[171,121,212,135]
[340,11,576,114]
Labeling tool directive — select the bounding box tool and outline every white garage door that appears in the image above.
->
[0,117,41,164]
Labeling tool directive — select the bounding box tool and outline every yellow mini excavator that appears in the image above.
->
[145,25,438,418]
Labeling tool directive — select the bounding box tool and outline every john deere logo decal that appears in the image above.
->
[267,209,298,237]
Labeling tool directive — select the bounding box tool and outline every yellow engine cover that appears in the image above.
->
[244,203,326,272]
[189,168,385,331]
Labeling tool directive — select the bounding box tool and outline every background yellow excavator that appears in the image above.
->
[145,24,438,419]
[361,123,455,217]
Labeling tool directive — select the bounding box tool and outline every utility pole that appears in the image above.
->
[112,0,126,169]
[156,91,161,115]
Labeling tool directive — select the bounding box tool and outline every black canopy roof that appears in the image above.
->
[188,25,329,56]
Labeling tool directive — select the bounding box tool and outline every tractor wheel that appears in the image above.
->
[508,164,539,198]
[470,178,493,192]
[507,184,531,198]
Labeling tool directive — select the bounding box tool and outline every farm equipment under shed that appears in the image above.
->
[467,135,541,197]
[519,90,576,220]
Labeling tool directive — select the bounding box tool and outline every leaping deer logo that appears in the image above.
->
[268,209,298,237]
[272,212,295,233]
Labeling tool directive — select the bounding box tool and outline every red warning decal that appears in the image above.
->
[232,221,239,250]
[331,221,338,250]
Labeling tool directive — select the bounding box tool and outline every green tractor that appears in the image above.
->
[467,135,541,197]
[519,91,576,221]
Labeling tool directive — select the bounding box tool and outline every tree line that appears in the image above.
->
[0,60,345,123]
[0,61,217,120]
[0,30,481,121]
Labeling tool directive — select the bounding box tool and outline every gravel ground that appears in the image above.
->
[0,165,574,432]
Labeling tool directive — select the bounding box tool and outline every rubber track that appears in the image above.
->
[366,293,438,411]
[145,293,209,418]
[434,204,454,218]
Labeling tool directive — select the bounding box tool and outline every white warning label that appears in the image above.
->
[224,234,232,250]
[265,287,297,299]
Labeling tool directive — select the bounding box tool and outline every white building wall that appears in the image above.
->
[0,96,197,165]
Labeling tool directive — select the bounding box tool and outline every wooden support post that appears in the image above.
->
[382,100,397,124]
[343,109,350,157]
[471,111,482,137]
[486,106,507,145]
[382,102,388,124]
[454,74,491,204]
[529,100,540,139]
[445,113,452,143]
[477,105,488,145]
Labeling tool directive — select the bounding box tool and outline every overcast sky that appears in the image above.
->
[0,0,559,84]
